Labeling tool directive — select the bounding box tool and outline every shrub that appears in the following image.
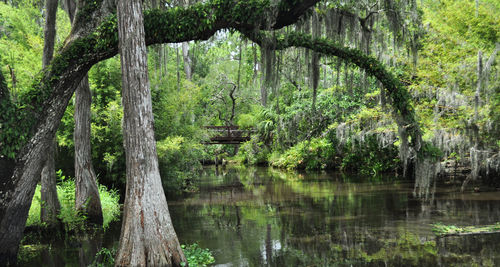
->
[270,137,336,170]
[156,136,203,192]
[26,170,121,231]
[340,135,400,176]
[235,136,269,165]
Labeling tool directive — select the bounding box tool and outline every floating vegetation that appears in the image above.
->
[432,222,500,237]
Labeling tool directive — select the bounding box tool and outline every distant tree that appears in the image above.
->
[40,0,61,227]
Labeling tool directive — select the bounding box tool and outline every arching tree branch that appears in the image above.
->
[243,31,422,151]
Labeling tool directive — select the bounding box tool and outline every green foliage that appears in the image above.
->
[270,137,335,170]
[0,3,70,159]
[340,135,400,176]
[26,170,121,231]
[181,243,216,267]
[489,81,500,145]
[415,0,500,151]
[432,222,500,237]
[90,247,116,267]
[156,136,203,192]
[235,136,269,165]
[420,142,444,160]
[151,77,203,140]
[55,57,126,188]
[237,113,258,129]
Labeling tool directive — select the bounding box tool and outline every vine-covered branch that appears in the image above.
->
[243,31,422,152]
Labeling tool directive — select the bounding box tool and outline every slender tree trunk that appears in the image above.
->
[62,0,104,225]
[40,0,61,227]
[182,42,192,80]
[252,43,258,84]
[179,0,192,80]
[42,0,57,67]
[40,139,60,225]
[176,44,181,91]
[311,10,320,112]
[115,0,186,265]
[74,75,103,225]
[260,47,268,107]
[236,39,242,92]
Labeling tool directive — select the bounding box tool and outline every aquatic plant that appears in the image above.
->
[432,222,500,237]
[181,243,216,267]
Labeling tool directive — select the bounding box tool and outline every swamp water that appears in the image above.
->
[20,166,500,266]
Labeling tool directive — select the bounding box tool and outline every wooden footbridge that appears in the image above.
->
[203,126,252,145]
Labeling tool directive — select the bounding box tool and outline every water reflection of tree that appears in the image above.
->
[171,167,500,265]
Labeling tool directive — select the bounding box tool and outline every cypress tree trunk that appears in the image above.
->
[63,0,103,225]
[115,0,186,265]
[74,75,103,225]
[40,0,61,227]
[40,140,60,225]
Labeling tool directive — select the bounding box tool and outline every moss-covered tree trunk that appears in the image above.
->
[114,0,186,265]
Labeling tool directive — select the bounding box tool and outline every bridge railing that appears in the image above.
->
[202,126,254,144]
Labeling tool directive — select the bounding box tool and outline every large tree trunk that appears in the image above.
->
[40,0,61,227]
[115,0,186,265]
[74,75,103,225]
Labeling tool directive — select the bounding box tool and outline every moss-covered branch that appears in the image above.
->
[243,31,423,153]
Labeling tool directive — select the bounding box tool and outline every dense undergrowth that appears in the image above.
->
[26,170,121,231]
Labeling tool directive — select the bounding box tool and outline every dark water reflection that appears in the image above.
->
[20,166,500,266]
[169,166,500,266]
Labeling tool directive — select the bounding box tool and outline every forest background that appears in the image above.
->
[0,0,498,196]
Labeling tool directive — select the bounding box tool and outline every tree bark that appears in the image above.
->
[42,0,57,68]
[115,0,186,265]
[74,75,103,225]
[182,42,192,80]
[62,0,104,225]
[178,0,192,80]
[40,0,61,227]
[40,139,60,225]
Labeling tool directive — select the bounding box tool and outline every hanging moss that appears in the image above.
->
[245,30,428,176]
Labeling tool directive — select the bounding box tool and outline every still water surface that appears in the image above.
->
[22,166,500,266]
